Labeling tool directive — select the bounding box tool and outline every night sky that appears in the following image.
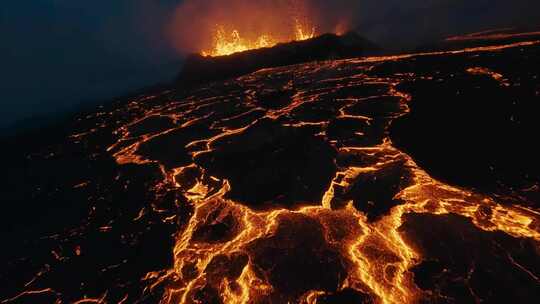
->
[1,0,538,131]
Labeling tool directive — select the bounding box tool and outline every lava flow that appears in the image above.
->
[2,36,540,304]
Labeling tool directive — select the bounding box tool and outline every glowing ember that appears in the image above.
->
[202,19,316,57]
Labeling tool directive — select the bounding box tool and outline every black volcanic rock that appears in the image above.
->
[331,159,413,222]
[387,47,540,202]
[195,118,337,209]
[136,123,220,168]
[178,32,380,85]
[246,213,348,303]
[317,288,375,304]
[400,213,540,303]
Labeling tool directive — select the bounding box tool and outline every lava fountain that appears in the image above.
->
[201,19,316,57]
[167,0,350,57]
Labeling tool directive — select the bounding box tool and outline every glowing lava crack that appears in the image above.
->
[3,39,540,304]
[110,40,540,304]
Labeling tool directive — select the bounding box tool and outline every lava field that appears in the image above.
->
[1,39,540,304]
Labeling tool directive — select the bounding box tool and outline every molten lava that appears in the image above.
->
[202,19,316,57]
[4,29,540,304]
[201,28,277,57]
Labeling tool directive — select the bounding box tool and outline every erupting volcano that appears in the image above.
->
[2,2,540,304]
[167,0,348,58]
[202,19,316,57]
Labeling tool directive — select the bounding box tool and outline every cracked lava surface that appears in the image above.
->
[2,39,540,304]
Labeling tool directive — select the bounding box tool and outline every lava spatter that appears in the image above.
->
[3,39,540,303]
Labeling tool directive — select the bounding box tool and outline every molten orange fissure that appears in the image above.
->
[55,39,540,304]
[202,19,316,57]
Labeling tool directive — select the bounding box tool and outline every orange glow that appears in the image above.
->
[60,38,540,304]
[294,18,316,41]
[168,0,358,57]
[201,28,277,57]
[446,29,540,42]
[467,67,510,86]
[202,18,316,57]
